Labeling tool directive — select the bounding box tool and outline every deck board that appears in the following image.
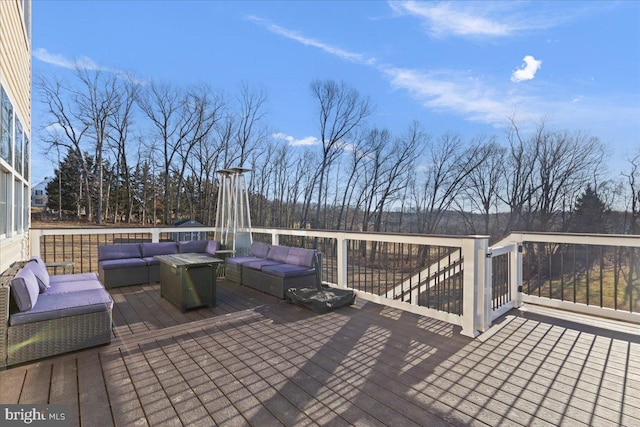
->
[49,358,80,427]
[1,279,639,426]
[77,353,113,426]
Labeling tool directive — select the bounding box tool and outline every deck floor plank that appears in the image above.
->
[0,366,26,403]
[49,358,80,427]
[76,353,114,426]
[18,363,51,405]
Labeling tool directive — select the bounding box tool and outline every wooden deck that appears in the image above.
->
[1,280,639,426]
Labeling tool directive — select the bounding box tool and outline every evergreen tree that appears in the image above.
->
[46,149,82,216]
[570,184,609,233]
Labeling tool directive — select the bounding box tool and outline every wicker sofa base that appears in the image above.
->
[241,266,317,299]
[226,264,242,283]
[7,310,112,366]
[99,265,149,289]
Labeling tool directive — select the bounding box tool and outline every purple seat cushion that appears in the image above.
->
[206,240,221,255]
[27,257,51,292]
[285,248,317,268]
[143,256,160,266]
[267,246,290,263]
[242,259,282,271]
[226,256,262,266]
[99,258,147,270]
[49,272,100,284]
[141,242,178,257]
[262,264,315,278]
[98,243,142,261]
[44,279,105,295]
[178,240,209,253]
[10,267,40,311]
[249,242,270,258]
[9,289,113,326]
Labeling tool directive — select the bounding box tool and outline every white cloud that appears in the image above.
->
[244,16,376,66]
[388,1,586,39]
[273,132,318,146]
[34,48,107,71]
[380,66,529,125]
[34,48,147,85]
[44,123,65,133]
[390,1,515,38]
[511,55,542,83]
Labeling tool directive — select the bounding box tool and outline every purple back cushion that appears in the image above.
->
[285,248,316,268]
[28,257,51,292]
[249,242,270,258]
[178,240,209,253]
[98,243,142,261]
[11,267,40,311]
[141,242,178,257]
[267,246,290,263]
[206,240,220,255]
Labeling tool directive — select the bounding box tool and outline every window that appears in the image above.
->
[0,81,30,239]
[14,180,22,233]
[15,118,23,175]
[24,134,29,180]
[35,189,42,196]
[0,170,8,236]
[23,183,29,230]
[0,88,13,165]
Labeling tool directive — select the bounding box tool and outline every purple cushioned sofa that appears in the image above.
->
[0,257,113,368]
[225,243,318,299]
[98,240,220,288]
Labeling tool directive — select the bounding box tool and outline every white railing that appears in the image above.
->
[29,227,639,336]
[29,226,490,338]
[495,232,640,324]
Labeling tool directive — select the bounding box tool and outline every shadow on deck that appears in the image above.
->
[1,280,638,426]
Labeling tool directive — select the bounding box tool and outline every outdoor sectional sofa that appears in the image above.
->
[225,242,318,299]
[97,240,220,288]
[0,257,113,368]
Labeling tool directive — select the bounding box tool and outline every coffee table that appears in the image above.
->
[155,253,223,312]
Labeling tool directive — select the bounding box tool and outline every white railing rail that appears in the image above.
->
[496,232,640,324]
[29,227,490,338]
[30,227,637,334]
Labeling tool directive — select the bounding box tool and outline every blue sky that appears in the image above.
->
[31,1,640,185]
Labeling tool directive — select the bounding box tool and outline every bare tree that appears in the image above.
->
[498,117,541,234]
[531,129,606,232]
[37,75,94,220]
[456,136,505,236]
[335,129,370,230]
[138,82,222,223]
[310,79,372,229]
[74,69,126,224]
[411,132,487,235]
[234,82,269,166]
[624,149,640,235]
[107,76,139,223]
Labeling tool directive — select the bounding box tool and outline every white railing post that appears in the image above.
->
[271,231,279,246]
[512,242,523,308]
[482,244,493,332]
[29,229,42,258]
[151,228,160,243]
[337,235,348,288]
[461,239,480,337]
[478,237,491,333]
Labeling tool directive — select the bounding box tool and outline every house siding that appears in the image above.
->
[0,0,31,272]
